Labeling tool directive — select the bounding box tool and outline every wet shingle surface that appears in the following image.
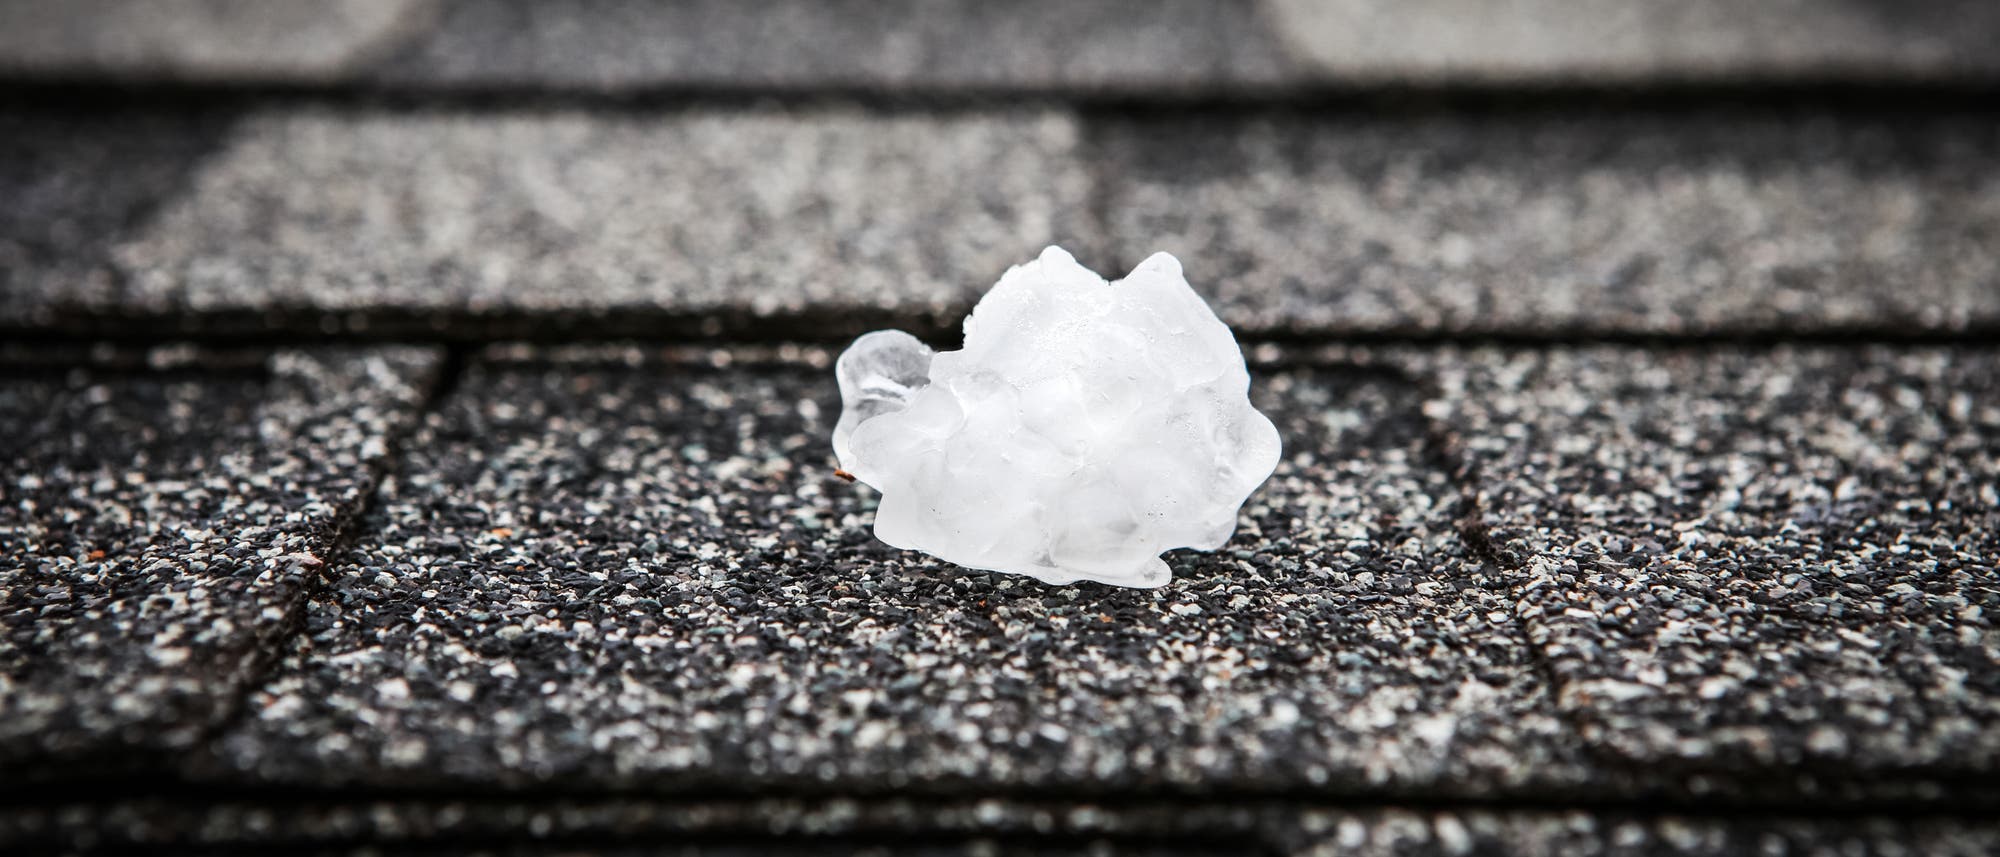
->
[196,347,1581,797]
[1102,112,2000,337]
[0,346,440,778]
[105,107,1091,339]
[1424,346,2000,781]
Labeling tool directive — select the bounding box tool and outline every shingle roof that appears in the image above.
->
[1101,113,2000,337]
[1422,345,2000,781]
[8,0,2000,90]
[0,347,440,775]
[1,2,1996,854]
[105,107,1092,339]
[192,350,1581,797]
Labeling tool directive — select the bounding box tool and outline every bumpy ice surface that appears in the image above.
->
[833,246,1281,588]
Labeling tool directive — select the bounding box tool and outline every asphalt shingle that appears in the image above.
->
[375,0,1290,93]
[0,0,436,82]
[1263,0,2000,84]
[4,0,1998,844]
[1423,346,2000,784]
[9,1,2000,92]
[1101,111,2000,337]
[384,0,2000,93]
[35,105,2000,341]
[5,797,1998,856]
[105,107,1092,340]
[0,107,236,329]
[0,346,441,779]
[1277,809,2000,857]
[195,346,1581,798]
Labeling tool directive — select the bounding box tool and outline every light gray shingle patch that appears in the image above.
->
[197,347,1580,797]
[0,109,236,330]
[0,0,437,82]
[113,107,1092,339]
[1100,112,2000,337]
[0,347,442,779]
[1279,810,2000,857]
[374,0,1290,93]
[1263,0,2000,84]
[5,797,1998,856]
[1425,346,2000,778]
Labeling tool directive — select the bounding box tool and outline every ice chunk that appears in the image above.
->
[833,330,935,474]
[833,246,1281,588]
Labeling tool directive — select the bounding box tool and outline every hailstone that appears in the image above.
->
[833,246,1281,588]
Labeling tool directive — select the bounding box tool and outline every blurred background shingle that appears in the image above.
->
[0,0,438,82]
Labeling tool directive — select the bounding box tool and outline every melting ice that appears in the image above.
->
[834,246,1280,588]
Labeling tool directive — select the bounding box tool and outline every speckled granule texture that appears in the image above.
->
[0,346,441,775]
[1422,346,2000,776]
[0,108,238,328]
[195,347,1584,796]
[1279,810,2000,857]
[4,796,1998,856]
[1101,112,2000,337]
[373,0,1291,92]
[7,1,2000,848]
[111,107,1092,329]
[19,103,2000,344]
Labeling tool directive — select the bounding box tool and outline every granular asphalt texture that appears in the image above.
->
[3,1,1999,854]
[0,346,440,777]
[104,106,1093,340]
[6,796,1999,855]
[1417,346,2000,786]
[195,348,1584,799]
[1100,111,2000,338]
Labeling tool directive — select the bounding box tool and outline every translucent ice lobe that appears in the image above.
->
[832,246,1281,589]
[833,330,935,479]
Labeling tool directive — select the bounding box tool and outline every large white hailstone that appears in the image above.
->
[833,246,1281,588]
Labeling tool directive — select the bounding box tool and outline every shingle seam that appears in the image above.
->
[1401,356,1624,811]
[1398,350,1770,802]
[1403,347,2000,803]
[176,345,467,773]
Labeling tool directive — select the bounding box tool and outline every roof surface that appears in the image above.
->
[1,2,1996,855]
